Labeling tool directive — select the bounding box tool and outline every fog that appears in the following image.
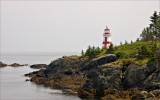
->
[1,0,159,53]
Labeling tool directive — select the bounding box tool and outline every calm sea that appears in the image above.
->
[0,52,83,100]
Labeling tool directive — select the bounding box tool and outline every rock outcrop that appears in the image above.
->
[81,54,117,71]
[25,56,87,93]
[123,61,158,89]
[25,54,160,99]
[30,64,47,69]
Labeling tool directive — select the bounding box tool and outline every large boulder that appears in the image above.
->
[81,54,117,71]
[123,61,159,89]
[30,64,47,69]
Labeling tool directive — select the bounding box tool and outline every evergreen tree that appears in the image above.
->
[106,44,115,54]
[120,41,122,46]
[140,11,160,42]
[141,27,153,41]
[138,44,157,58]
[89,46,96,59]
[125,40,128,44]
[84,45,103,59]
[138,45,148,58]
[81,50,85,57]
[150,11,159,38]
[85,45,91,56]
[136,38,140,42]
[95,47,101,55]
[150,42,158,57]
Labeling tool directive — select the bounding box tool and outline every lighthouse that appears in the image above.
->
[102,26,112,49]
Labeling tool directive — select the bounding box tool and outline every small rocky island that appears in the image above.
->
[0,61,7,67]
[0,61,27,67]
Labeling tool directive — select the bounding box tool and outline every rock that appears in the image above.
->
[123,61,158,89]
[25,79,30,81]
[123,63,147,88]
[140,91,148,98]
[149,90,160,97]
[79,62,121,98]
[142,60,160,90]
[147,93,155,99]
[81,54,117,71]
[80,65,121,98]
[0,61,7,67]
[64,69,73,75]
[131,93,146,100]
[9,63,24,67]
[30,64,47,69]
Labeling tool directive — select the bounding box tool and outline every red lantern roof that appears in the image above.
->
[105,26,110,30]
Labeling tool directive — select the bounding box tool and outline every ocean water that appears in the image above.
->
[0,52,83,100]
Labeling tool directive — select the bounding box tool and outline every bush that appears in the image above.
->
[82,46,105,59]
[138,42,158,58]
[106,44,115,54]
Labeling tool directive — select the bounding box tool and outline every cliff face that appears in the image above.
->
[25,55,160,99]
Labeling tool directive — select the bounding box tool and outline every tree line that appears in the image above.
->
[138,11,160,58]
[81,44,115,59]
[140,11,160,43]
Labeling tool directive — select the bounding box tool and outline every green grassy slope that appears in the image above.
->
[114,41,158,59]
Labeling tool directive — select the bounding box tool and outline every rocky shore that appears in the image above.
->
[25,54,160,100]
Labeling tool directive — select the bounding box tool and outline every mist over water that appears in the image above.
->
[1,52,80,65]
[0,52,82,100]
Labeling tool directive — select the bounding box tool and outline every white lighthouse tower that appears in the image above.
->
[102,26,112,49]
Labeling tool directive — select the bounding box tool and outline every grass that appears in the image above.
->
[109,58,151,66]
[96,50,107,57]
[114,41,159,59]
[108,41,159,66]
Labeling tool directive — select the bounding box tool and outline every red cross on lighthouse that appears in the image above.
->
[102,26,112,49]
[103,37,112,49]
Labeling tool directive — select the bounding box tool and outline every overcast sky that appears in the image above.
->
[1,0,159,53]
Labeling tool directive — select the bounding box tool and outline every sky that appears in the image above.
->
[1,0,159,53]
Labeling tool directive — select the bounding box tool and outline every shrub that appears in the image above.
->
[106,44,115,54]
